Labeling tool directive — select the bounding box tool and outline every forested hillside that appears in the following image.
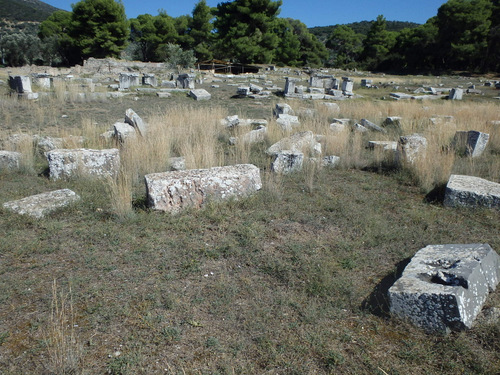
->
[0,0,59,22]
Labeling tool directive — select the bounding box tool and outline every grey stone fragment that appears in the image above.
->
[114,122,136,142]
[389,243,500,333]
[382,116,402,130]
[2,189,81,219]
[142,73,157,87]
[145,164,262,213]
[0,151,21,170]
[368,141,397,151]
[276,114,300,130]
[352,123,368,133]
[239,126,267,144]
[125,108,147,136]
[189,89,211,101]
[47,148,120,180]
[156,92,171,98]
[169,157,186,171]
[321,155,340,167]
[267,131,319,156]
[449,88,463,100]
[273,103,294,117]
[444,174,500,209]
[161,80,177,88]
[360,119,387,133]
[452,131,489,157]
[119,73,139,89]
[271,151,304,174]
[237,86,250,96]
[176,74,195,89]
[9,75,32,93]
[396,134,427,164]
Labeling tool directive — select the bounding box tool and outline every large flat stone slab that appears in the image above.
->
[145,164,262,213]
[444,174,500,209]
[3,189,81,219]
[46,148,120,180]
[266,131,320,156]
[389,244,500,333]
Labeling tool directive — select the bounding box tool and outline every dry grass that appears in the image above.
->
[45,280,81,375]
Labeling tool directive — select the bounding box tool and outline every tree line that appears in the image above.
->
[1,0,499,73]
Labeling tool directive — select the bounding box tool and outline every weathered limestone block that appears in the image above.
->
[114,122,136,142]
[221,115,240,128]
[284,77,299,96]
[396,134,427,165]
[382,116,402,130]
[0,151,21,170]
[368,141,398,151]
[32,73,52,89]
[3,189,81,219]
[177,74,195,89]
[169,157,186,171]
[271,151,304,174]
[239,119,268,127]
[9,75,32,93]
[389,244,500,333]
[119,73,140,90]
[142,73,157,87]
[161,80,177,88]
[452,131,489,157]
[444,174,500,209]
[145,164,262,213]
[189,89,211,101]
[361,79,373,88]
[341,77,353,93]
[360,119,387,133]
[267,131,319,156]
[47,148,120,180]
[276,114,300,130]
[273,103,295,117]
[125,108,147,136]
[237,86,250,97]
[249,83,263,94]
[240,126,267,144]
[352,123,368,133]
[321,102,340,113]
[321,155,340,168]
[449,88,463,100]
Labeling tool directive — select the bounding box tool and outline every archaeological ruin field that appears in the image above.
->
[0,63,499,374]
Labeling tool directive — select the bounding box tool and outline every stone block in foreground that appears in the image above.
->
[46,148,120,180]
[3,189,81,219]
[444,174,500,209]
[145,164,262,213]
[389,244,500,333]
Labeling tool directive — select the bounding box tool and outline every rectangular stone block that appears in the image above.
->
[444,174,500,209]
[452,130,489,157]
[46,148,120,180]
[189,89,211,101]
[389,244,500,333]
[145,164,262,213]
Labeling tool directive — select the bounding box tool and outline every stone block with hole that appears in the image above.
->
[389,244,500,333]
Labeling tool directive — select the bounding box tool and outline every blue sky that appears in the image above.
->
[43,0,448,27]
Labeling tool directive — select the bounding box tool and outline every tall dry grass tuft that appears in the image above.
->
[107,173,133,219]
[45,280,81,375]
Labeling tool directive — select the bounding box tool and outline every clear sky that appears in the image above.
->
[42,0,448,27]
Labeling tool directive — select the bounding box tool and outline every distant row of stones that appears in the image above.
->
[1,103,499,217]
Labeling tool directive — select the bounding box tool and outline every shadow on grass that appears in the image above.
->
[424,183,447,205]
[361,257,412,318]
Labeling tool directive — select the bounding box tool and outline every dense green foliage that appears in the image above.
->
[2,0,499,72]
